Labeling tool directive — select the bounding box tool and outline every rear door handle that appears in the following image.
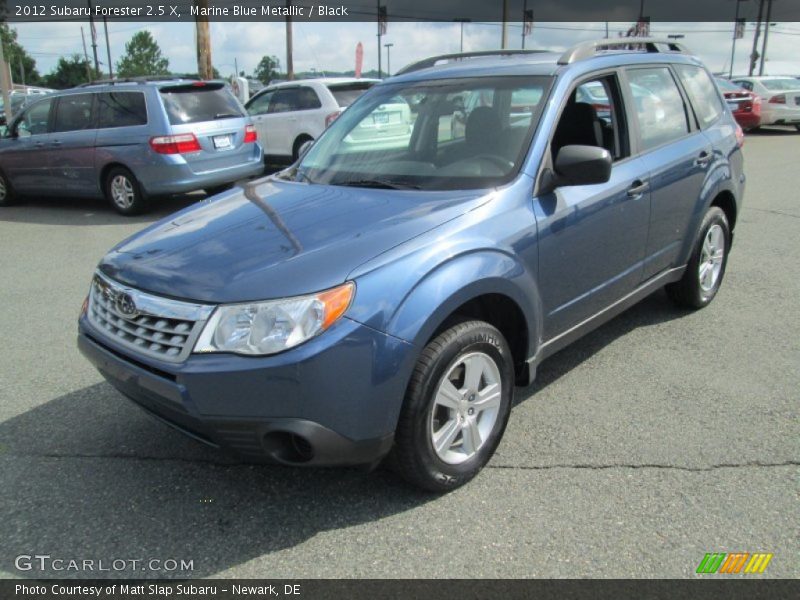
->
[627,180,649,197]
[51,140,62,147]
[696,151,712,167]
[34,141,45,148]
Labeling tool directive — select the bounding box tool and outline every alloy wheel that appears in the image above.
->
[110,175,135,210]
[698,223,725,292]
[430,351,502,465]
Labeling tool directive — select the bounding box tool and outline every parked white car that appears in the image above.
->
[245,78,379,160]
[729,76,800,129]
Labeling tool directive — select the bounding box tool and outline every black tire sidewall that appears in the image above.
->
[403,322,514,490]
[0,169,14,206]
[687,206,731,307]
[105,167,145,215]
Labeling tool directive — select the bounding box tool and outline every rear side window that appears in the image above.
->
[52,93,94,133]
[326,83,375,107]
[626,67,690,152]
[97,92,147,128]
[159,84,244,125]
[675,65,724,129]
[269,87,321,112]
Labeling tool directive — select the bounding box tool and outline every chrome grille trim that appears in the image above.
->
[87,272,215,363]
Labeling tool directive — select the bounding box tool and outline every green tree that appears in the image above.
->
[0,23,42,85]
[115,31,169,78]
[254,55,281,84]
[43,55,101,89]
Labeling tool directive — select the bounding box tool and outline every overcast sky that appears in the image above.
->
[11,20,800,81]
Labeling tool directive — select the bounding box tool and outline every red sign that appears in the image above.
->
[355,42,363,78]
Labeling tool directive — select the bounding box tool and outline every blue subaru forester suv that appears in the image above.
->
[78,40,745,491]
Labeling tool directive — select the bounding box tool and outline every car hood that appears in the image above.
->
[99,178,489,303]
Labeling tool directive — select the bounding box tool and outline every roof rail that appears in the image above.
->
[77,76,197,88]
[395,49,550,76]
[558,38,691,65]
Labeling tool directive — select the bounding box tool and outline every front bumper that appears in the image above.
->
[78,314,415,466]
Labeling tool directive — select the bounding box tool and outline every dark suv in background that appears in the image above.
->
[78,40,744,491]
[0,78,263,214]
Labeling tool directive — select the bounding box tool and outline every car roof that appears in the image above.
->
[387,41,706,85]
[267,77,380,89]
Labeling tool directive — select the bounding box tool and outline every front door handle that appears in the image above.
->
[627,180,649,197]
[34,141,45,148]
[695,151,713,167]
[51,140,62,147]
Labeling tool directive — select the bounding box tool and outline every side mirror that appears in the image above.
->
[553,145,612,187]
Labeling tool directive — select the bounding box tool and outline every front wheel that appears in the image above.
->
[105,167,147,216]
[389,320,514,492]
[0,169,17,207]
[795,124,800,132]
[666,206,730,308]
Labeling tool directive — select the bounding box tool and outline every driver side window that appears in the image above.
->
[552,75,628,163]
[16,98,54,137]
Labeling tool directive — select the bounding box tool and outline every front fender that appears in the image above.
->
[350,249,543,359]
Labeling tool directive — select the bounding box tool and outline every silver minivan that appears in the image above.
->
[0,78,264,215]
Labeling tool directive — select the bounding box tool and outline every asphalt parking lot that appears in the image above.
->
[0,130,797,579]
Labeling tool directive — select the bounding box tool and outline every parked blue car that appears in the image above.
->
[0,78,263,215]
[78,40,745,491]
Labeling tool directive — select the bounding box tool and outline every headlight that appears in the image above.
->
[194,282,354,356]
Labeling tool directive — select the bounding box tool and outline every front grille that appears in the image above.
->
[87,273,214,363]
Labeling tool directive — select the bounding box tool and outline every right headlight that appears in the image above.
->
[193,282,354,356]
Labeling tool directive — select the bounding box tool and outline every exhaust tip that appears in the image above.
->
[262,431,315,464]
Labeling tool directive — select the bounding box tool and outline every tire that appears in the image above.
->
[105,167,147,216]
[292,135,313,162]
[666,206,730,309]
[795,124,800,132]
[205,183,234,196]
[0,169,16,207]
[389,320,514,492]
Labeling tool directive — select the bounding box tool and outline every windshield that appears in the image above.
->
[292,75,552,191]
[159,83,244,125]
[760,78,800,91]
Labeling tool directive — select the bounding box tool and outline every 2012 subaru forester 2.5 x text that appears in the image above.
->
[78,39,745,491]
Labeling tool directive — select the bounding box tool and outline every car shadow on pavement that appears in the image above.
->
[0,380,434,579]
[746,126,800,136]
[514,289,690,406]
[0,194,204,226]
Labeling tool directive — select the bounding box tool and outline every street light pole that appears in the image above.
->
[454,19,470,53]
[383,43,393,77]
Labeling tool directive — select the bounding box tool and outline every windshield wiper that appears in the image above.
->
[214,112,240,119]
[335,178,420,190]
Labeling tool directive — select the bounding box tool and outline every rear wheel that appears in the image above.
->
[105,167,147,216]
[666,206,730,308]
[0,169,16,207]
[795,124,800,132]
[292,135,313,162]
[389,320,514,492]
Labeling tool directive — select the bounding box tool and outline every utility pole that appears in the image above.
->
[454,19,469,53]
[87,1,100,74]
[194,0,213,79]
[729,0,745,78]
[521,0,527,49]
[749,0,764,76]
[80,27,93,81]
[759,0,773,75]
[286,1,294,80]
[501,0,508,49]
[384,43,393,76]
[103,16,113,78]
[0,32,12,124]
[18,57,25,86]
[377,1,383,79]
